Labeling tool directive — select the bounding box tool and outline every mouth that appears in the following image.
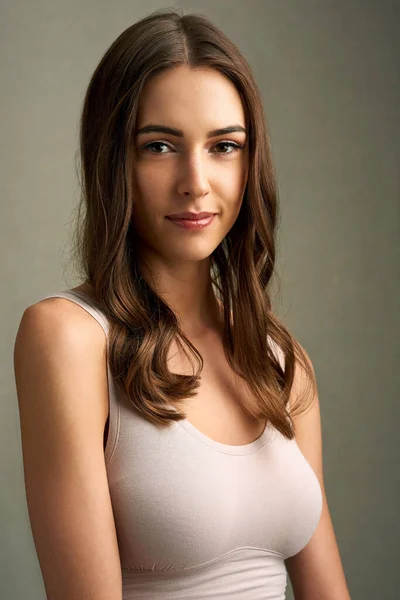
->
[165,214,217,230]
[166,212,217,221]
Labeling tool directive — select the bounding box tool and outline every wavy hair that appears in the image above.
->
[67,7,316,440]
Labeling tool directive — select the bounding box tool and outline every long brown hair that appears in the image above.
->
[67,7,316,440]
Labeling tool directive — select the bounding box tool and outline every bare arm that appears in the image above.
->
[14,299,122,600]
[285,346,351,600]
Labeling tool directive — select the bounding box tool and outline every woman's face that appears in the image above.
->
[131,65,249,267]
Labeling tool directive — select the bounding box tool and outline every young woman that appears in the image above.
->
[14,8,351,600]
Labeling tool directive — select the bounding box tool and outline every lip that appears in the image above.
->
[166,214,216,230]
[166,211,217,220]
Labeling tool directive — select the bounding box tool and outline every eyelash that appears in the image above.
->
[140,140,245,155]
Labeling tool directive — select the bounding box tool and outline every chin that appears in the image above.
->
[165,242,221,263]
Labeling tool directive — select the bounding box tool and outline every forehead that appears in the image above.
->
[136,66,246,133]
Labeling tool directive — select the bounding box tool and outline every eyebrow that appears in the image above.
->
[135,124,247,138]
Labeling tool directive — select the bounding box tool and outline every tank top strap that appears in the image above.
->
[39,289,111,338]
[267,334,292,412]
[37,288,120,466]
[267,334,286,372]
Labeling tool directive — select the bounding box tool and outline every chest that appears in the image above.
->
[106,328,323,572]
[167,331,266,446]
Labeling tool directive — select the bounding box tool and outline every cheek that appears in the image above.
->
[222,170,247,228]
[131,167,169,217]
[223,158,248,192]
[220,169,247,211]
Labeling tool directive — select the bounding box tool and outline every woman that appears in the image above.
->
[14,8,351,600]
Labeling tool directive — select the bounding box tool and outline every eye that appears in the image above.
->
[140,140,245,155]
[212,141,244,155]
[141,141,172,154]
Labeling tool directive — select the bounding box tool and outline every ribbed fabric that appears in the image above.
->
[38,289,323,599]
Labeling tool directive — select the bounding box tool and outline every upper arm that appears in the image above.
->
[13,299,122,600]
[285,344,351,599]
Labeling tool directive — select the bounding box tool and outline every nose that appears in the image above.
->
[176,151,211,199]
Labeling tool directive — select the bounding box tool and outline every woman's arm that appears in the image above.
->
[285,346,351,600]
[14,299,122,600]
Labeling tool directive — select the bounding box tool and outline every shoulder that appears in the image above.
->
[18,294,107,351]
[14,296,109,426]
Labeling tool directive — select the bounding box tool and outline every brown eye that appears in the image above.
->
[213,141,244,154]
[142,141,172,154]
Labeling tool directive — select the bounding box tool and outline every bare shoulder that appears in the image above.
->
[27,291,104,339]
[17,295,109,424]
[13,298,121,599]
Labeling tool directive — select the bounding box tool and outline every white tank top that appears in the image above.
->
[39,289,323,599]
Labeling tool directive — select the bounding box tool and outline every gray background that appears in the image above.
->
[2,1,399,598]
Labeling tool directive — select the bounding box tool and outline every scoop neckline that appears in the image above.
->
[176,415,273,455]
[66,288,273,455]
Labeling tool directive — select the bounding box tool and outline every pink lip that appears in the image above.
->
[166,214,216,230]
[166,211,216,220]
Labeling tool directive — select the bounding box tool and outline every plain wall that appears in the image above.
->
[1,1,399,598]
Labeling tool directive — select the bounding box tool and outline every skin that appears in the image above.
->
[130,65,249,336]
